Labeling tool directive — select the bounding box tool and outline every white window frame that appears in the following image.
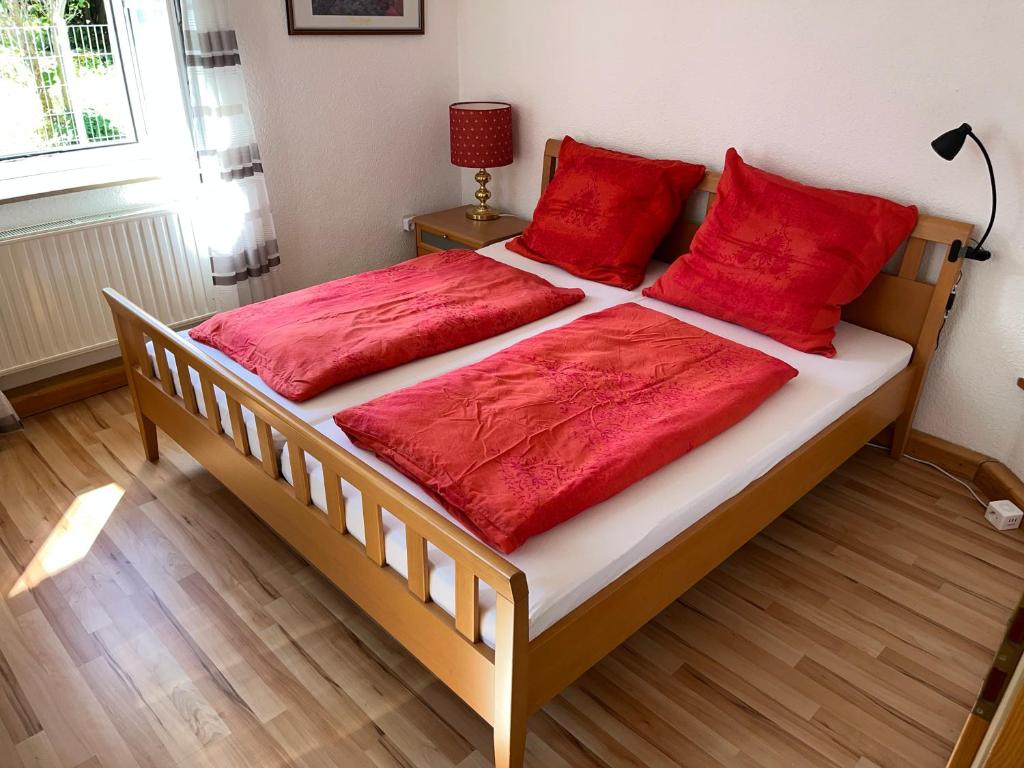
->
[0,0,194,201]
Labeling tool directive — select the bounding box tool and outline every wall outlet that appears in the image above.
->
[401,215,417,232]
[985,500,1023,531]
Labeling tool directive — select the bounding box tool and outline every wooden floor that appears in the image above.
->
[1,389,1022,768]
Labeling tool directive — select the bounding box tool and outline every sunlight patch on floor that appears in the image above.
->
[8,482,125,597]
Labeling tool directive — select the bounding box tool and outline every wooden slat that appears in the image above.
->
[174,353,199,415]
[133,331,155,376]
[199,377,221,434]
[362,493,386,566]
[323,467,346,533]
[912,213,976,244]
[406,531,429,602]
[455,565,480,643]
[152,341,175,396]
[288,439,311,506]
[226,398,250,455]
[255,419,278,478]
[540,137,561,193]
[899,237,928,280]
[842,273,934,345]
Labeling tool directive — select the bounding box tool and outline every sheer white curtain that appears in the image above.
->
[178,0,281,303]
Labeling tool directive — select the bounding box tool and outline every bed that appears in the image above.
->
[104,138,972,768]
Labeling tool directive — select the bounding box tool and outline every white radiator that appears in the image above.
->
[0,207,216,377]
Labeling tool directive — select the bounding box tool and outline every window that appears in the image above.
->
[0,0,192,198]
[1,0,140,158]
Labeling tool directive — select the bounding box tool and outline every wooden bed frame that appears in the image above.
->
[103,138,972,768]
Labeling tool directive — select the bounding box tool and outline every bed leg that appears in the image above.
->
[493,581,528,768]
[891,415,911,460]
[111,314,159,462]
[493,703,527,768]
[891,358,932,461]
[138,413,159,462]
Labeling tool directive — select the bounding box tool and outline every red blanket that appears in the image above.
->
[335,303,798,553]
[189,250,584,401]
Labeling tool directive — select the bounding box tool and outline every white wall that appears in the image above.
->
[458,0,1024,475]
[229,0,461,293]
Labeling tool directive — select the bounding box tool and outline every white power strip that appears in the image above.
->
[986,500,1024,531]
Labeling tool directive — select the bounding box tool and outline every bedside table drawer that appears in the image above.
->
[411,207,528,259]
[419,229,472,251]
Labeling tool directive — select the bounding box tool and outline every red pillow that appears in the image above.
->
[506,136,705,289]
[644,148,918,356]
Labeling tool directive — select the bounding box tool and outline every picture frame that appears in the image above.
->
[286,0,424,35]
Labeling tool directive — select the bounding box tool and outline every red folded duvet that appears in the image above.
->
[189,250,584,401]
[335,303,798,553]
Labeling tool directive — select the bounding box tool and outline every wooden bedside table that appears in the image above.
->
[413,207,529,257]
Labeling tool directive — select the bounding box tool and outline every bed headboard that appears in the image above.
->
[540,137,973,354]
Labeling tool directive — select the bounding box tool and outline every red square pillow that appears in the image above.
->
[644,148,918,356]
[506,136,706,289]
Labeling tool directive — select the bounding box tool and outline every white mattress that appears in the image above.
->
[152,242,912,649]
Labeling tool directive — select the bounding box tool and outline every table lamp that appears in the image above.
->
[449,102,513,221]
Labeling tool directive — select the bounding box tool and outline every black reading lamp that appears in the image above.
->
[931,123,996,262]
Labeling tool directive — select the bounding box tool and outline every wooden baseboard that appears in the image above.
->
[976,462,1024,511]
[7,358,126,418]
[906,430,1024,510]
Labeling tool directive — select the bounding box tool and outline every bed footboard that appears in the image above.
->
[103,289,529,766]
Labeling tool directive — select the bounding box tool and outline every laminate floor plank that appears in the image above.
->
[1,388,1022,768]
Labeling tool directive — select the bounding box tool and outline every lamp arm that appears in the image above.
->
[968,131,997,253]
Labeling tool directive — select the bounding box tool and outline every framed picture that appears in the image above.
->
[286,0,424,35]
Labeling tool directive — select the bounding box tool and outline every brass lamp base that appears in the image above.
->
[466,205,501,222]
[466,168,501,221]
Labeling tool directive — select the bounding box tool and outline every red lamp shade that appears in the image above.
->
[450,102,513,169]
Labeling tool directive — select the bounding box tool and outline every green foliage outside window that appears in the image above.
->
[2,0,130,154]
[0,1,96,26]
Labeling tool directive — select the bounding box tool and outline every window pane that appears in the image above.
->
[0,2,137,159]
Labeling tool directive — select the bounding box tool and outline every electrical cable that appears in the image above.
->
[936,268,965,349]
[865,442,987,509]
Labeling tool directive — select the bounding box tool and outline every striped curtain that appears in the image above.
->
[178,0,281,302]
[0,391,22,433]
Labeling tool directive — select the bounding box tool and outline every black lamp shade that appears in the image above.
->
[932,123,972,160]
